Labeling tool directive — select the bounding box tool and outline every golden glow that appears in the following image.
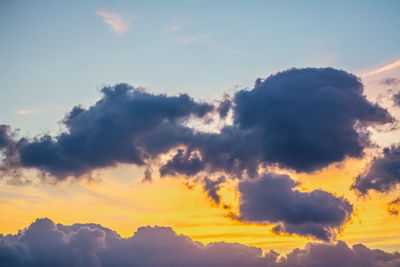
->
[1,157,399,254]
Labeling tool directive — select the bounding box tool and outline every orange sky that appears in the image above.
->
[1,156,399,254]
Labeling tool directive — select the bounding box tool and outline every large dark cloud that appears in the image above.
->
[232,68,392,172]
[0,67,393,180]
[351,145,400,195]
[3,84,213,178]
[237,173,353,241]
[161,67,393,177]
[1,218,399,267]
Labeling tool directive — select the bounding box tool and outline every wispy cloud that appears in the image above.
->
[175,35,248,56]
[95,10,130,35]
[175,34,208,44]
[167,25,182,32]
[166,19,191,33]
[16,106,66,115]
[359,59,400,77]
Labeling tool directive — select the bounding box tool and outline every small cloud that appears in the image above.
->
[96,10,130,35]
[175,35,247,56]
[168,25,182,32]
[16,106,65,115]
[166,19,191,33]
[175,34,208,44]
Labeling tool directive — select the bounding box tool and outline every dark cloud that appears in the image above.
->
[0,68,394,180]
[217,98,232,118]
[283,241,400,267]
[159,149,204,177]
[0,125,13,149]
[203,176,226,204]
[381,77,400,87]
[351,146,400,195]
[2,84,213,179]
[0,125,21,179]
[388,198,400,215]
[161,67,393,177]
[393,92,400,106]
[1,218,400,267]
[237,173,353,241]
[232,67,392,173]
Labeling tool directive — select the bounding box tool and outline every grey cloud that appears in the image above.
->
[203,176,226,204]
[162,67,393,177]
[0,68,394,180]
[351,146,400,195]
[2,84,213,179]
[381,78,400,87]
[1,218,400,267]
[238,173,353,241]
[393,92,400,106]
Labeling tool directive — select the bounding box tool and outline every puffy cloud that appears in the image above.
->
[161,68,393,177]
[238,173,353,241]
[0,125,13,149]
[159,149,204,177]
[232,68,392,173]
[0,68,393,180]
[283,241,400,267]
[351,146,400,195]
[1,218,400,267]
[217,98,232,118]
[0,125,20,172]
[5,84,213,179]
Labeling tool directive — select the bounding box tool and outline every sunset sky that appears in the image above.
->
[1,1,400,266]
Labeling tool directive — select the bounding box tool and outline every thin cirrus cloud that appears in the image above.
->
[359,59,400,77]
[167,25,182,32]
[15,106,66,115]
[175,35,248,56]
[95,10,130,35]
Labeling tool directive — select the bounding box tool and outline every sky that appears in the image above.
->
[1,1,400,266]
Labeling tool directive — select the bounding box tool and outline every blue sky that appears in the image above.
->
[1,0,399,135]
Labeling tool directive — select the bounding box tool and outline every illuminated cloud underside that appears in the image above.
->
[1,218,400,267]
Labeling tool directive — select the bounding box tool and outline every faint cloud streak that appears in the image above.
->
[360,59,400,77]
[175,35,248,56]
[168,25,182,32]
[16,106,66,115]
[96,10,130,35]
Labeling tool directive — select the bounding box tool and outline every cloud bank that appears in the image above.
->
[1,218,399,267]
[238,173,353,241]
